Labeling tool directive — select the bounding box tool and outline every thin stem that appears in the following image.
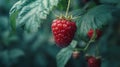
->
[65,0,71,17]
[84,40,93,51]
[73,30,97,52]
[84,29,97,51]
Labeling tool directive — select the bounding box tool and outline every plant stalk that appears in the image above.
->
[65,0,71,17]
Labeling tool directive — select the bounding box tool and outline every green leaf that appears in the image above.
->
[76,5,117,42]
[83,1,97,10]
[100,0,120,4]
[56,0,68,11]
[10,0,59,32]
[9,10,19,31]
[69,9,85,17]
[56,40,77,67]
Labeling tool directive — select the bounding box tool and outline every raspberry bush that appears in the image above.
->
[0,0,118,67]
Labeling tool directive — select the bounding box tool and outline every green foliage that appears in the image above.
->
[69,9,85,17]
[0,0,120,67]
[76,5,117,41]
[10,0,59,32]
[57,0,68,11]
[57,40,77,67]
[10,10,19,31]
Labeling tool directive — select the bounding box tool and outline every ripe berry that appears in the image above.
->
[72,50,80,59]
[87,29,102,39]
[87,56,101,67]
[51,19,77,47]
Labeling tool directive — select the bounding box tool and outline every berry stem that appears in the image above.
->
[84,29,97,51]
[73,30,97,52]
[65,0,71,18]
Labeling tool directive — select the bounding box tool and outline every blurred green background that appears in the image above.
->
[0,0,120,67]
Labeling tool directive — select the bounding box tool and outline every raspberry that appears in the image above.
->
[51,19,77,47]
[87,29,102,39]
[72,50,80,59]
[87,56,101,67]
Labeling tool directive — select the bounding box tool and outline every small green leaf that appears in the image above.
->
[10,0,59,32]
[76,5,117,42]
[9,10,19,31]
[56,0,68,11]
[56,40,77,67]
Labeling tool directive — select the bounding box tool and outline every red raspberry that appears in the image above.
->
[51,19,77,47]
[87,29,102,39]
[87,56,101,67]
[72,50,80,59]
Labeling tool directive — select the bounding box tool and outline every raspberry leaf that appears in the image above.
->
[9,0,59,32]
[69,9,85,17]
[10,10,19,31]
[56,40,77,67]
[76,5,118,41]
[56,0,68,11]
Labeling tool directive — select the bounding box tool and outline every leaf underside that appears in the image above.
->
[10,0,59,32]
[57,40,77,67]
